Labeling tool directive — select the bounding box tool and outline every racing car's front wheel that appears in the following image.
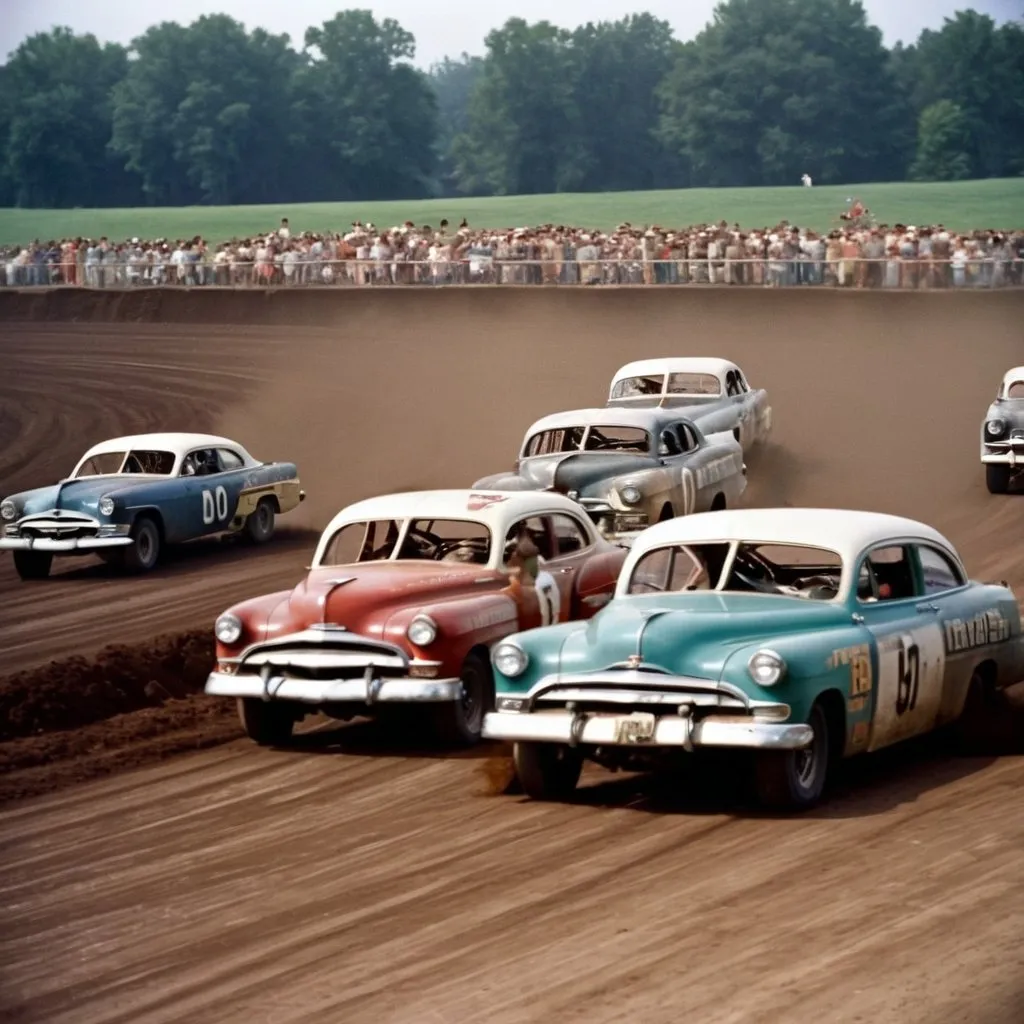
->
[13,550,53,581]
[431,650,492,746]
[237,697,295,745]
[986,464,1011,494]
[514,742,584,801]
[245,498,276,544]
[120,516,161,573]
[753,701,830,811]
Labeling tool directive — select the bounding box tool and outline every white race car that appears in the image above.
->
[980,365,1024,493]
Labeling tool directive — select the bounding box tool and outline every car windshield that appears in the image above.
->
[320,518,492,566]
[73,449,176,476]
[628,541,844,601]
[524,424,650,456]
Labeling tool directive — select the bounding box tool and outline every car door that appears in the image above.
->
[675,422,727,512]
[913,542,1008,727]
[503,514,559,630]
[545,511,605,617]
[179,447,243,539]
[735,368,770,442]
[858,543,947,752]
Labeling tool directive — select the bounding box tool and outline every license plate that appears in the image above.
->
[614,711,657,744]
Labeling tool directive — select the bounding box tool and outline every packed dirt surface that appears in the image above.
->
[1,288,1023,1022]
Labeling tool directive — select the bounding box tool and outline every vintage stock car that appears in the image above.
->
[0,432,305,579]
[204,489,628,746]
[606,357,772,451]
[471,406,747,542]
[980,365,1024,493]
[483,508,1024,810]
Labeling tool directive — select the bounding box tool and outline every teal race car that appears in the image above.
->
[0,432,305,579]
[483,508,1024,810]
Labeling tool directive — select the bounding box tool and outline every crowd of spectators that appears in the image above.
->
[3,215,1023,288]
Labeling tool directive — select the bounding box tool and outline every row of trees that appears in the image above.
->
[0,2,1021,208]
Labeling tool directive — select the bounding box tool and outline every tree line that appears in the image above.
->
[0,2,1021,210]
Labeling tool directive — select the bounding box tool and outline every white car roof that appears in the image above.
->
[317,489,596,544]
[524,406,669,439]
[610,357,741,387]
[79,432,254,461]
[1001,366,1024,391]
[618,508,957,592]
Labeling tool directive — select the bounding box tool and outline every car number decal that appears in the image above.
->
[201,485,230,524]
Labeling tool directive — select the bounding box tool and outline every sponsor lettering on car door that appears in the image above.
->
[858,544,946,752]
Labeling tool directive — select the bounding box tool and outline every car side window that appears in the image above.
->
[736,371,750,393]
[725,371,741,397]
[503,516,554,565]
[550,513,591,557]
[659,429,681,456]
[674,423,698,453]
[917,544,966,594]
[182,448,218,476]
[217,448,245,472]
[858,545,918,602]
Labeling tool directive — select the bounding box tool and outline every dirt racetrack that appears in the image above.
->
[1,287,1023,1023]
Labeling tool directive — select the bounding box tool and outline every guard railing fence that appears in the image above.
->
[3,257,1023,289]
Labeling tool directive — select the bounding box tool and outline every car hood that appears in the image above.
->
[275,562,507,638]
[517,453,655,492]
[551,592,849,679]
[11,476,159,517]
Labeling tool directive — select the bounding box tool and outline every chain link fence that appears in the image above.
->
[3,256,1024,289]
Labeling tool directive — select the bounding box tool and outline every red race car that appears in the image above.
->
[205,489,627,746]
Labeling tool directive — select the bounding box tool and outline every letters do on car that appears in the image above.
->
[0,431,304,579]
[482,508,1024,810]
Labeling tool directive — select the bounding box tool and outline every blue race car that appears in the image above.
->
[0,432,305,580]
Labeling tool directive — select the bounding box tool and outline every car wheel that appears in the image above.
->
[245,498,276,543]
[753,702,830,810]
[986,464,1011,494]
[13,550,53,581]
[431,650,492,746]
[237,697,295,745]
[952,667,1019,754]
[120,516,161,573]
[514,741,584,801]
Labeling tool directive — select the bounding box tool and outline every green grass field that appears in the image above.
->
[1,178,1021,246]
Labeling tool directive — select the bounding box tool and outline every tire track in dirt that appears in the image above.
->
[0,291,1023,1023]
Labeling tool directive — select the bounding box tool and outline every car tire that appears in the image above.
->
[952,667,1019,754]
[237,697,295,745]
[245,498,276,543]
[120,516,161,573]
[753,701,830,811]
[514,741,584,801]
[13,550,53,581]
[986,464,1011,494]
[431,650,492,746]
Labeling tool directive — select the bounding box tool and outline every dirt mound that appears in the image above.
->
[0,630,213,741]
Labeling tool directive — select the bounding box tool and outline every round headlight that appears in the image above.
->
[98,495,115,516]
[620,485,642,506]
[0,500,16,522]
[986,419,1006,436]
[493,642,528,678]
[407,614,438,647]
[748,649,786,687]
[215,613,243,645]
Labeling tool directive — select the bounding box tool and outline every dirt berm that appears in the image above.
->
[0,285,1022,803]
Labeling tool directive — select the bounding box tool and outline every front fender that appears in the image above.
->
[384,592,519,671]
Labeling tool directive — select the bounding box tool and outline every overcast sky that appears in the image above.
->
[2,0,1021,67]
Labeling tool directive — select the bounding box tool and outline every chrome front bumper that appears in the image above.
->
[481,667,812,751]
[206,670,462,704]
[0,536,132,552]
[483,709,812,750]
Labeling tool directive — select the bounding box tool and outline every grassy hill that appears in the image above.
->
[0,178,1021,246]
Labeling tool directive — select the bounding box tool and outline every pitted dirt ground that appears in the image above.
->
[1,289,1023,1022]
